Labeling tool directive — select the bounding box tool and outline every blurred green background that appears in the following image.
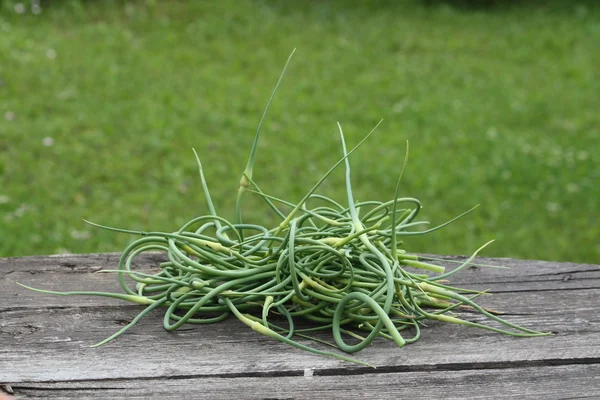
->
[1,0,598,262]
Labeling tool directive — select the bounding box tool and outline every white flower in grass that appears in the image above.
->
[546,202,560,213]
[70,230,91,240]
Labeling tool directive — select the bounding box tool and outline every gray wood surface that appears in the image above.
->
[1,253,599,399]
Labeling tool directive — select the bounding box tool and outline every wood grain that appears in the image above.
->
[1,253,599,399]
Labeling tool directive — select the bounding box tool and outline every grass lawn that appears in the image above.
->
[1,0,598,263]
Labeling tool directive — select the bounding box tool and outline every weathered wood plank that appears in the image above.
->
[1,288,599,382]
[1,253,599,399]
[2,253,598,309]
[3,252,597,283]
[9,364,600,400]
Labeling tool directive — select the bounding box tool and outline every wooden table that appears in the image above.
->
[1,253,599,399]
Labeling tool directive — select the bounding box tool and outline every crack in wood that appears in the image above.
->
[477,286,600,294]
[0,305,138,314]
[315,357,600,376]
[466,274,598,286]
[7,357,600,386]
[528,269,598,277]
[9,386,127,392]
[0,384,14,395]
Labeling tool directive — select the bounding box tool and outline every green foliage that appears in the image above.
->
[1,0,598,262]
